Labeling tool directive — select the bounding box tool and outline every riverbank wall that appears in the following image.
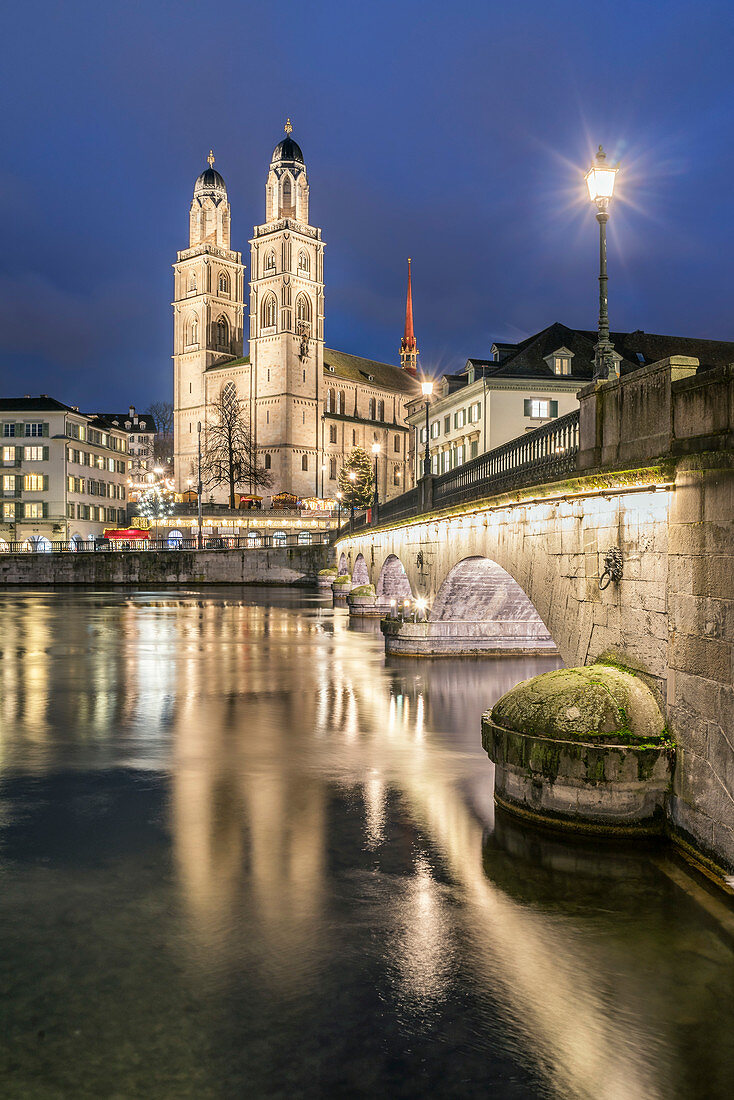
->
[0,545,330,587]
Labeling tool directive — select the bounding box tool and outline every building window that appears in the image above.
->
[444,415,451,434]
[394,434,400,452]
[25,423,44,437]
[329,458,337,479]
[336,391,344,414]
[261,293,277,329]
[554,355,571,376]
[25,446,44,461]
[377,400,384,421]
[301,454,308,471]
[264,454,271,469]
[369,398,376,419]
[430,421,440,439]
[329,424,337,443]
[24,502,43,519]
[265,250,276,274]
[420,427,427,444]
[352,429,357,445]
[524,399,558,419]
[24,474,44,491]
[296,294,311,330]
[471,440,479,459]
[431,455,439,475]
[454,409,466,430]
[298,250,310,276]
[188,272,197,294]
[3,474,16,492]
[3,503,15,521]
[393,467,400,485]
[218,272,230,296]
[186,314,199,346]
[215,315,229,349]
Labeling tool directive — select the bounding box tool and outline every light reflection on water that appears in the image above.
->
[0,588,733,1099]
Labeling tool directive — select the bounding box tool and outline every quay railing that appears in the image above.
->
[0,533,331,554]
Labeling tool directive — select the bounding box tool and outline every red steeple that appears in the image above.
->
[399,257,419,373]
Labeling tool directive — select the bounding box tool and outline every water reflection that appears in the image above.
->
[0,590,732,1099]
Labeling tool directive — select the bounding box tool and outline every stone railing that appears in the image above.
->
[433,410,579,507]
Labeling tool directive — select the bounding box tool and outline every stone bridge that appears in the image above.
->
[334,358,734,878]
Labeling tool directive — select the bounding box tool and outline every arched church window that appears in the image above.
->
[326,388,335,413]
[218,272,230,297]
[261,293,277,330]
[336,391,344,414]
[264,454,272,470]
[222,382,237,409]
[188,272,197,294]
[377,400,384,421]
[298,250,310,276]
[301,454,308,471]
[215,316,229,349]
[368,397,376,420]
[329,458,337,479]
[265,250,276,274]
[329,424,337,443]
[282,176,293,214]
[187,314,199,347]
[296,294,311,335]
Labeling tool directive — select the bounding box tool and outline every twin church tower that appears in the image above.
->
[173,122,420,501]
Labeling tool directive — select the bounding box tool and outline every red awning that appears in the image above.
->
[103,528,150,540]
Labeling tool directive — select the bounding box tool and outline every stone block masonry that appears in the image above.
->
[0,545,329,587]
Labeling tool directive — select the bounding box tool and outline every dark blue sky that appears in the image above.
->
[2,0,733,408]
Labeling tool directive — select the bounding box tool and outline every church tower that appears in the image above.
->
[399,258,419,374]
[249,121,325,498]
[173,153,246,490]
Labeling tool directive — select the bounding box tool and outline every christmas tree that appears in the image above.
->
[337,448,374,510]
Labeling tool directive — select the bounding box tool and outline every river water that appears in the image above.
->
[0,588,733,1099]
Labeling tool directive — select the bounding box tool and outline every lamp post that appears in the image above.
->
[348,471,356,530]
[371,442,381,509]
[585,145,619,381]
[197,420,203,549]
[420,380,434,478]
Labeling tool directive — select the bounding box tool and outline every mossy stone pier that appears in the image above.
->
[483,665,674,834]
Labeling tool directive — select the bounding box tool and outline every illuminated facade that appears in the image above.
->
[173,125,420,503]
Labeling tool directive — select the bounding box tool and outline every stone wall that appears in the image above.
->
[0,544,329,587]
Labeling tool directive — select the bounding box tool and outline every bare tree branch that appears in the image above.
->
[201,386,272,508]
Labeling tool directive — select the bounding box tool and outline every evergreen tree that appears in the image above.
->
[337,447,374,510]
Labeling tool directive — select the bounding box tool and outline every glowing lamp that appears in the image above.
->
[585,145,617,205]
[421,380,434,398]
[371,442,381,455]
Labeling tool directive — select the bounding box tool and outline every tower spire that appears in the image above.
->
[399,257,419,373]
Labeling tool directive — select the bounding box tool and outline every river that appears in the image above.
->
[0,589,733,1099]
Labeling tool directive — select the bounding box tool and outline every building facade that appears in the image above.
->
[408,321,734,481]
[173,125,420,502]
[0,398,128,547]
[95,405,157,499]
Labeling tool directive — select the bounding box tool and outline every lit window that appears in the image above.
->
[24,474,44,491]
[554,356,571,375]
[3,503,14,521]
[24,502,43,518]
[530,400,549,418]
[3,474,16,491]
[430,421,440,439]
[2,446,14,461]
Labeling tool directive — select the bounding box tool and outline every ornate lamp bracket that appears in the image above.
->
[599,547,623,589]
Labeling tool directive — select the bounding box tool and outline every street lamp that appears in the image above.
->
[348,470,356,529]
[197,420,203,549]
[421,380,434,478]
[585,145,619,381]
[371,442,381,509]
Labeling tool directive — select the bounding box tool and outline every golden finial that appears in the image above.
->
[207,150,215,167]
[284,118,293,135]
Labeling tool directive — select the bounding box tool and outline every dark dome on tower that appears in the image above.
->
[272,120,304,165]
[194,153,227,195]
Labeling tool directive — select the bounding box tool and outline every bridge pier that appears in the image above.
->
[381,617,558,657]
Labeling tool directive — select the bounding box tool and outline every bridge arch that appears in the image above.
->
[352,553,369,587]
[337,552,349,576]
[376,554,413,602]
[430,556,553,640]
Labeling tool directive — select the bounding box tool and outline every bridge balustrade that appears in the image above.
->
[433,409,579,508]
[0,533,332,554]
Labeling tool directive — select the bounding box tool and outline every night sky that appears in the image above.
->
[2,0,733,409]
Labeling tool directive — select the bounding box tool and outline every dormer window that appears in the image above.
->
[543,347,574,376]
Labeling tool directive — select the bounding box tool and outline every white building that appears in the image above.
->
[408,321,734,480]
[0,397,129,548]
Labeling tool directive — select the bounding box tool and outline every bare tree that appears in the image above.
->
[147,400,174,471]
[202,385,272,508]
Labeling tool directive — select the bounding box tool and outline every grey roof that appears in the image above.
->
[467,322,734,383]
[323,348,421,396]
[95,412,157,432]
[0,396,78,413]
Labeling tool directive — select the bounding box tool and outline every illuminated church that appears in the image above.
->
[172,122,421,502]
